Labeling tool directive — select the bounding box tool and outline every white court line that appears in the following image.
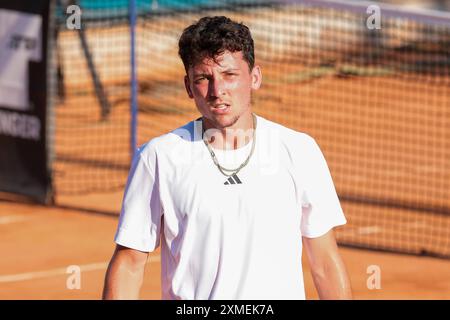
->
[0,215,26,225]
[0,256,160,283]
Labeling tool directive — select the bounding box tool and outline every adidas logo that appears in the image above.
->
[224,174,242,185]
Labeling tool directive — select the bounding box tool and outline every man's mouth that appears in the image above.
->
[210,103,231,114]
[212,103,230,110]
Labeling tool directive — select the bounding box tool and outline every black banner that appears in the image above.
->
[1,300,450,318]
[0,0,53,203]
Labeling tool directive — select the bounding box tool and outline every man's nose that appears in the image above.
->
[208,77,225,99]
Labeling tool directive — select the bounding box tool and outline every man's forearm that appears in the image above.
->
[311,260,352,299]
[102,259,145,299]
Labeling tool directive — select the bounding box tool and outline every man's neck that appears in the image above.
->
[203,113,255,150]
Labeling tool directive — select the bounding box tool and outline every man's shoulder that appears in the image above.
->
[258,115,316,146]
[259,116,325,175]
[137,118,202,156]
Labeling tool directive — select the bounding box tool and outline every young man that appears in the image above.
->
[103,16,352,300]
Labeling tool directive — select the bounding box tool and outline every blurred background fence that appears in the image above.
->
[52,0,450,257]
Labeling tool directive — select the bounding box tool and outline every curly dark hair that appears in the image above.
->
[178,16,255,73]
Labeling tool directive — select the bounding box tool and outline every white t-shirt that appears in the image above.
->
[114,115,346,300]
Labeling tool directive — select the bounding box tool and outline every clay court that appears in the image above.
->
[1,2,450,299]
[1,198,450,299]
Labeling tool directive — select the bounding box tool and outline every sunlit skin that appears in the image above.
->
[184,51,262,150]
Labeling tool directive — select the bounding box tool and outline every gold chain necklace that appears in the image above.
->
[203,114,257,177]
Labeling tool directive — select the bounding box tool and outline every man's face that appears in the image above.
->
[184,50,262,130]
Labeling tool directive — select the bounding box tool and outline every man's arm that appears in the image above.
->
[302,229,352,299]
[102,244,149,300]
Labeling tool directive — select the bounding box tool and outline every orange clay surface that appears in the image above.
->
[1,198,450,299]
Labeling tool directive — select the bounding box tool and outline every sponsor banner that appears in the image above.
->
[0,0,53,203]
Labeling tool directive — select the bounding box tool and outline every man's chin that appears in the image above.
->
[205,114,239,130]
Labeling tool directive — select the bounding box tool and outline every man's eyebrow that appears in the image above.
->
[221,68,240,73]
[192,68,240,78]
[192,72,210,78]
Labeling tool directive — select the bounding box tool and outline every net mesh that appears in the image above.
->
[53,0,450,258]
[54,0,131,194]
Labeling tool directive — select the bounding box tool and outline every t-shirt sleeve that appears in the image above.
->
[114,143,163,252]
[299,135,347,238]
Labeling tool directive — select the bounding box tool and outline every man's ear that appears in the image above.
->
[251,65,262,90]
[184,75,194,99]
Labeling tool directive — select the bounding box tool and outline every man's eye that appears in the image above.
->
[194,77,206,84]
